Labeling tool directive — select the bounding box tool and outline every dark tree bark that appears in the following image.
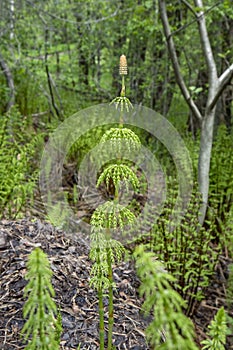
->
[44,27,63,121]
[74,12,89,88]
[0,52,15,112]
[150,1,186,114]
[111,0,127,95]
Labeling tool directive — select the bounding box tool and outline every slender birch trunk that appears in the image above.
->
[159,0,233,224]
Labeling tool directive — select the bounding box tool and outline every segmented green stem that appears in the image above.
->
[39,273,45,344]
[97,246,105,350]
[98,286,105,350]
[119,75,125,125]
[106,237,114,349]
[121,76,125,97]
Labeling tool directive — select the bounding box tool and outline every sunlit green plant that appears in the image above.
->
[208,125,233,233]
[208,126,233,261]
[21,247,61,350]
[227,263,233,311]
[134,245,198,350]
[201,307,227,350]
[0,110,42,218]
[150,183,219,316]
[226,262,233,338]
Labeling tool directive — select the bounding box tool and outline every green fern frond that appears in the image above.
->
[90,229,107,249]
[89,245,107,263]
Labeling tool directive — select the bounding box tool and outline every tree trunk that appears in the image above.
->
[0,53,15,112]
[198,108,216,221]
[9,0,14,40]
[159,0,233,224]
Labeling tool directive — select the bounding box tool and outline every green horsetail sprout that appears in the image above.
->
[201,307,227,350]
[21,247,60,350]
[134,245,198,350]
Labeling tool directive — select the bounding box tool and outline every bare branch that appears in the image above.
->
[24,111,50,118]
[44,28,62,120]
[169,1,221,38]
[208,63,233,111]
[159,0,202,122]
[38,13,63,120]
[218,63,233,90]
[194,0,233,112]
[26,0,120,26]
[194,0,218,91]
[180,0,196,16]
[48,72,64,117]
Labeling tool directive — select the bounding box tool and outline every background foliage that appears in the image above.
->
[0,1,232,347]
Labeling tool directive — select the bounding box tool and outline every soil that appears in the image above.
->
[0,218,232,350]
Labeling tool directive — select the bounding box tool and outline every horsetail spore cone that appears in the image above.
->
[119,54,127,98]
[110,54,133,112]
[119,54,127,76]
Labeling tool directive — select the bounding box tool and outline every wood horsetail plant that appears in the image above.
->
[21,247,61,350]
[134,245,198,350]
[89,55,140,350]
[201,307,227,350]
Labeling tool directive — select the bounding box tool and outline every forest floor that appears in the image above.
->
[0,218,233,350]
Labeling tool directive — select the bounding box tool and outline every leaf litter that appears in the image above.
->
[0,218,232,349]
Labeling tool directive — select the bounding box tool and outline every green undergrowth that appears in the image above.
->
[0,108,44,218]
[150,183,220,316]
[208,125,233,253]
